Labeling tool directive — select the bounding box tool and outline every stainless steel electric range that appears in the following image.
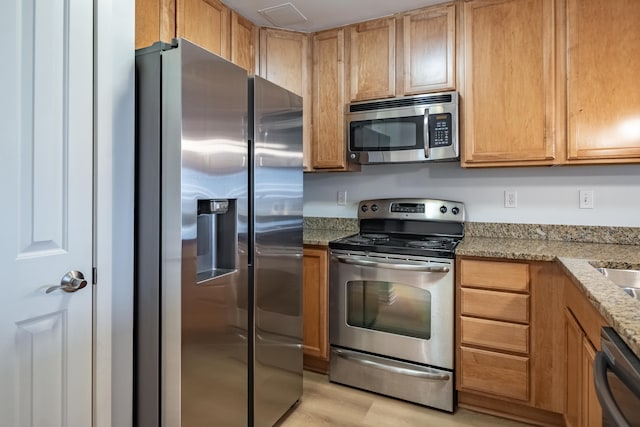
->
[328,198,465,413]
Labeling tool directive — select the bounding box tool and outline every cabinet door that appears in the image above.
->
[459,347,530,401]
[135,0,175,49]
[230,11,257,74]
[312,29,347,170]
[259,28,312,170]
[348,17,396,101]
[402,3,456,95]
[565,308,583,427]
[302,247,329,360]
[177,0,230,58]
[582,337,602,427]
[462,0,558,166]
[567,0,640,162]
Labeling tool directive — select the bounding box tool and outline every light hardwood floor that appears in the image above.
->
[277,371,533,426]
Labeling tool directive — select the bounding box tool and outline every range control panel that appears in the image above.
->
[358,198,465,222]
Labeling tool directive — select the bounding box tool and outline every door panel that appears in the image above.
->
[252,76,304,427]
[1,0,94,425]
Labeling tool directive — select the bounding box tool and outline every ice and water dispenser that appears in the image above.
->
[196,198,237,283]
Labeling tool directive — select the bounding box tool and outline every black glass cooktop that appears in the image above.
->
[329,233,460,259]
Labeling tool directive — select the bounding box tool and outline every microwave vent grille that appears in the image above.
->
[349,94,453,113]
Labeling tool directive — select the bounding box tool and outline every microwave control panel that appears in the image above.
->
[428,113,452,148]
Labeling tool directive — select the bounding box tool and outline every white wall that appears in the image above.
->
[304,162,640,227]
[95,0,134,426]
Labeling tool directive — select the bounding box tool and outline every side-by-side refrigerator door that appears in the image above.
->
[251,76,304,427]
[165,39,250,427]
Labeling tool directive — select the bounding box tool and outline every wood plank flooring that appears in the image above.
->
[276,371,533,426]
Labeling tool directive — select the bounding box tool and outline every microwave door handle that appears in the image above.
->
[423,108,430,159]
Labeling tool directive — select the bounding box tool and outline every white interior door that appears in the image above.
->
[0,0,94,426]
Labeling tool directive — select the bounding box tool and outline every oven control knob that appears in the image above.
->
[361,205,369,212]
[452,207,460,215]
[439,205,447,214]
[371,204,379,212]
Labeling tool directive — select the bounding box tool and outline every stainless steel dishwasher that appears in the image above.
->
[594,327,640,427]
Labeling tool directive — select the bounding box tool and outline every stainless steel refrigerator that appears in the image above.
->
[134,38,303,427]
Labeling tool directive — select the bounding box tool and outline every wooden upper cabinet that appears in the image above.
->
[135,0,176,49]
[401,3,456,95]
[462,0,558,166]
[348,17,396,101]
[567,0,640,162]
[259,28,310,96]
[230,11,257,74]
[259,28,312,170]
[312,29,347,170]
[177,0,230,58]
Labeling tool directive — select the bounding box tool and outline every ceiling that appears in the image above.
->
[223,0,449,32]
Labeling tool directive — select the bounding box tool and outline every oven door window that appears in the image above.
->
[349,116,424,152]
[346,280,430,339]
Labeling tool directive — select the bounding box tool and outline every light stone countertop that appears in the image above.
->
[303,217,358,246]
[303,228,356,246]
[457,237,640,358]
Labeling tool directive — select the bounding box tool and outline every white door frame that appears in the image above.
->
[94,0,135,426]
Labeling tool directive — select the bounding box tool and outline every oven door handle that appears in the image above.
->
[333,255,450,273]
[334,348,450,381]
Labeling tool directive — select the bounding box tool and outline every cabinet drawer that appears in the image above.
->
[461,316,529,354]
[461,288,529,323]
[460,346,529,401]
[460,259,529,292]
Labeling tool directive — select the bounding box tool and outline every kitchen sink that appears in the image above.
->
[596,267,640,299]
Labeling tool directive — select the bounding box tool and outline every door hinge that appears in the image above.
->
[92,267,97,285]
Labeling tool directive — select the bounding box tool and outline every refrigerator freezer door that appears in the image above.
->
[134,38,249,427]
[175,40,249,427]
[250,76,304,427]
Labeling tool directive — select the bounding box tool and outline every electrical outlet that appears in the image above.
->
[504,190,517,208]
[579,190,594,209]
[337,191,347,206]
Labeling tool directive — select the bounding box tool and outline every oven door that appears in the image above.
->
[329,250,454,369]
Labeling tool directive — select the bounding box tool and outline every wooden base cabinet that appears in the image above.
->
[456,257,566,426]
[302,246,329,373]
[564,277,607,427]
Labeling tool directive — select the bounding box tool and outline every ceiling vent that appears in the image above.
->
[258,2,308,27]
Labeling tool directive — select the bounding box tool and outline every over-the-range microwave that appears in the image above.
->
[346,91,459,164]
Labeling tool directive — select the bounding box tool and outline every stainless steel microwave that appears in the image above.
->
[346,91,458,164]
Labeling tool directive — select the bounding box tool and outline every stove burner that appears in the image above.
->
[362,233,389,240]
[347,233,390,244]
[406,239,450,249]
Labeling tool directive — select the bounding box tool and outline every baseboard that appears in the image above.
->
[458,391,565,426]
[303,354,329,374]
